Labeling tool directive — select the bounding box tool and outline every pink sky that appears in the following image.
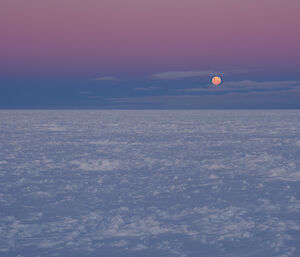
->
[1,0,300,76]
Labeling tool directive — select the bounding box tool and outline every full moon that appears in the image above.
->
[212,76,222,86]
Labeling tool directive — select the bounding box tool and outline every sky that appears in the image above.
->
[1,0,300,108]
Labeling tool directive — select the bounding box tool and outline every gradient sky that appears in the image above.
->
[1,0,300,108]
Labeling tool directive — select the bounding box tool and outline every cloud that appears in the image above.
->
[151,69,252,80]
[223,80,300,90]
[179,80,300,93]
[93,76,118,81]
[79,91,90,95]
[108,88,300,109]
[134,86,158,91]
[151,70,218,80]
[108,80,300,109]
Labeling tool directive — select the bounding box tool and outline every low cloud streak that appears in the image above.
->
[180,80,300,93]
[93,76,118,81]
[151,71,218,80]
[151,69,252,80]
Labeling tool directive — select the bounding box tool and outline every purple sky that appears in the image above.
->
[1,0,300,108]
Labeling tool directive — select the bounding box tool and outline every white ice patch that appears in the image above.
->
[209,174,219,179]
[38,240,61,248]
[132,244,148,251]
[204,163,226,170]
[109,240,128,247]
[45,123,67,131]
[89,140,127,145]
[70,159,120,171]
[269,168,300,182]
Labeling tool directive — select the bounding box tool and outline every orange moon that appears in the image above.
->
[212,76,222,86]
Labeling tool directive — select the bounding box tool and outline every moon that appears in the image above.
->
[212,76,222,86]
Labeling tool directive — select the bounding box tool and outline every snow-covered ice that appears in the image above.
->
[0,110,299,257]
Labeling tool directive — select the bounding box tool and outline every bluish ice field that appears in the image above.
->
[0,110,299,257]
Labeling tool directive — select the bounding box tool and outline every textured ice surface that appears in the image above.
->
[0,110,299,257]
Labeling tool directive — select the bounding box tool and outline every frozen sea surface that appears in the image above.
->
[0,110,300,257]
